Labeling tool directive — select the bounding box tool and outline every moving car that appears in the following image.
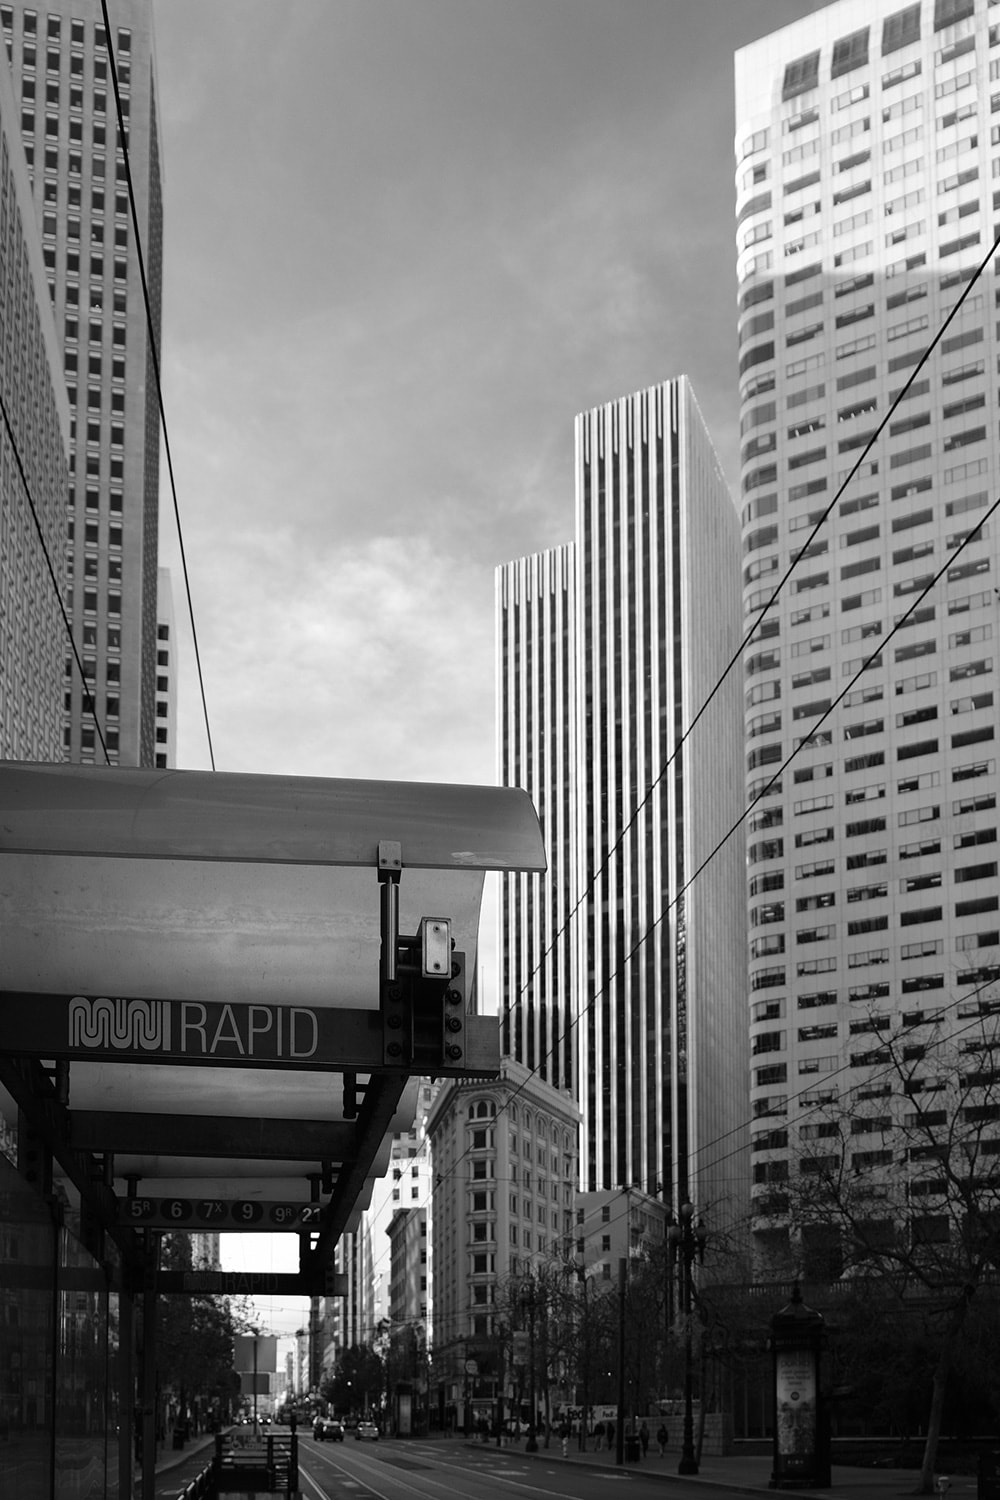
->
[355,1421,379,1441]
[313,1417,345,1441]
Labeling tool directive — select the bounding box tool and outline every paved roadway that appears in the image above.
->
[299,1434,726,1500]
[155,1429,982,1500]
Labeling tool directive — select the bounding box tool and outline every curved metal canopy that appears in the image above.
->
[0,760,545,1292]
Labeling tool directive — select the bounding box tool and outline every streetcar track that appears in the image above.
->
[303,1440,632,1500]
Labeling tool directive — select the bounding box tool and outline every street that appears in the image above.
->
[298,1436,710,1500]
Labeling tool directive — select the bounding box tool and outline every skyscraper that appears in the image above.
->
[498,379,748,1221]
[496,545,576,1093]
[736,0,1000,1267]
[155,564,176,767]
[2,0,162,767]
[0,16,69,763]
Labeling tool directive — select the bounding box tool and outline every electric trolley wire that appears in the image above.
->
[494,229,1000,1097]
[367,966,1000,1317]
[76,31,998,1302]
[101,2,216,770]
[357,498,1000,1296]
[87,32,1000,1303]
[0,387,111,763]
[500,225,1000,1041]
[377,240,1000,1286]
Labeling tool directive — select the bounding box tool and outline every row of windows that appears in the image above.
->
[0,8,131,48]
[754,985,962,1018]
[742,316,990,397]
[7,38,128,84]
[21,81,130,111]
[752,1056,971,1090]
[746,545,991,598]
[22,111,127,149]
[747,761,995,818]
[750,779,996,846]
[778,2,978,111]
[746,490,991,552]
[741,286,989,367]
[751,891,998,947]
[743,8,980,161]
[749,796,994,866]
[748,575,993,633]
[742,217,994,280]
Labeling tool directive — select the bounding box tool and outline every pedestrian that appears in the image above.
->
[656,1422,668,1455]
[594,1420,604,1451]
[607,1419,615,1452]
[639,1421,649,1457]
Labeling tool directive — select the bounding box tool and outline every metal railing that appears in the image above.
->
[174,1430,299,1498]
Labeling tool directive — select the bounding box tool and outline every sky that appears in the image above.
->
[150,0,832,1341]
[153,0,830,787]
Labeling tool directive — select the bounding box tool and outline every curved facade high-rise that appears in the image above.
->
[736,0,1000,1270]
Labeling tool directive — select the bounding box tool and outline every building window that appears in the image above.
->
[882,3,920,54]
[782,50,820,101]
[933,0,974,30]
[831,27,869,78]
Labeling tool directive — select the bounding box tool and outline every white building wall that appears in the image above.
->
[736,0,1000,1266]
[496,546,577,1093]
[574,379,747,1219]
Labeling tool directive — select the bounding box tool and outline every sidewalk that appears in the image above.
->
[150,1426,222,1494]
[489,1435,977,1498]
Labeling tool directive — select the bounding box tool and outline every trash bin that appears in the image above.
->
[979,1450,1000,1500]
[171,1426,185,1450]
[625,1434,641,1463]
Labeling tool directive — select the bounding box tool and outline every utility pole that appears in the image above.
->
[616,1258,626,1467]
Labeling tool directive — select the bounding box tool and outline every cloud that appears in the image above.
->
[174,528,497,785]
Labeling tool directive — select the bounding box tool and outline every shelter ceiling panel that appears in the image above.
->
[0,856,483,1004]
[61,1062,405,1122]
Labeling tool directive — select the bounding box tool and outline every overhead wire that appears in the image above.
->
[0,387,110,762]
[101,1,216,770]
[500,225,1000,1040]
[6,14,216,769]
[84,20,1000,1323]
[353,960,1000,1331]
[387,233,1000,1284]
[75,34,998,1312]
[245,232,1000,1345]
[505,233,1000,1089]
[478,517,1000,1202]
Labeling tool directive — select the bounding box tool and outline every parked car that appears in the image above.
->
[355,1421,379,1441]
[314,1417,344,1442]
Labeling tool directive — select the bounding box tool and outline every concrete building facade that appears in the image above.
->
[425,1058,580,1428]
[0,14,69,762]
[2,0,162,767]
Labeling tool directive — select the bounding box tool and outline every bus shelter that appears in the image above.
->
[0,760,545,1498]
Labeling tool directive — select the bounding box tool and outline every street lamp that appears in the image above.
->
[249,1327,261,1433]
[567,1264,590,1452]
[667,1201,707,1477]
[520,1281,538,1453]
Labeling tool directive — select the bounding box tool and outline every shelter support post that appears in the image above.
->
[141,1236,158,1500]
[119,1279,134,1500]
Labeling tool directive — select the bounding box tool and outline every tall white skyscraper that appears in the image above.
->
[498,379,748,1221]
[496,545,577,1095]
[736,0,1000,1268]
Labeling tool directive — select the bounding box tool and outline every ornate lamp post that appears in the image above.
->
[667,1201,707,1477]
[520,1281,538,1453]
[575,1266,590,1452]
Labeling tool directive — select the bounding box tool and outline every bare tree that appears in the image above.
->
[782,1002,1000,1493]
